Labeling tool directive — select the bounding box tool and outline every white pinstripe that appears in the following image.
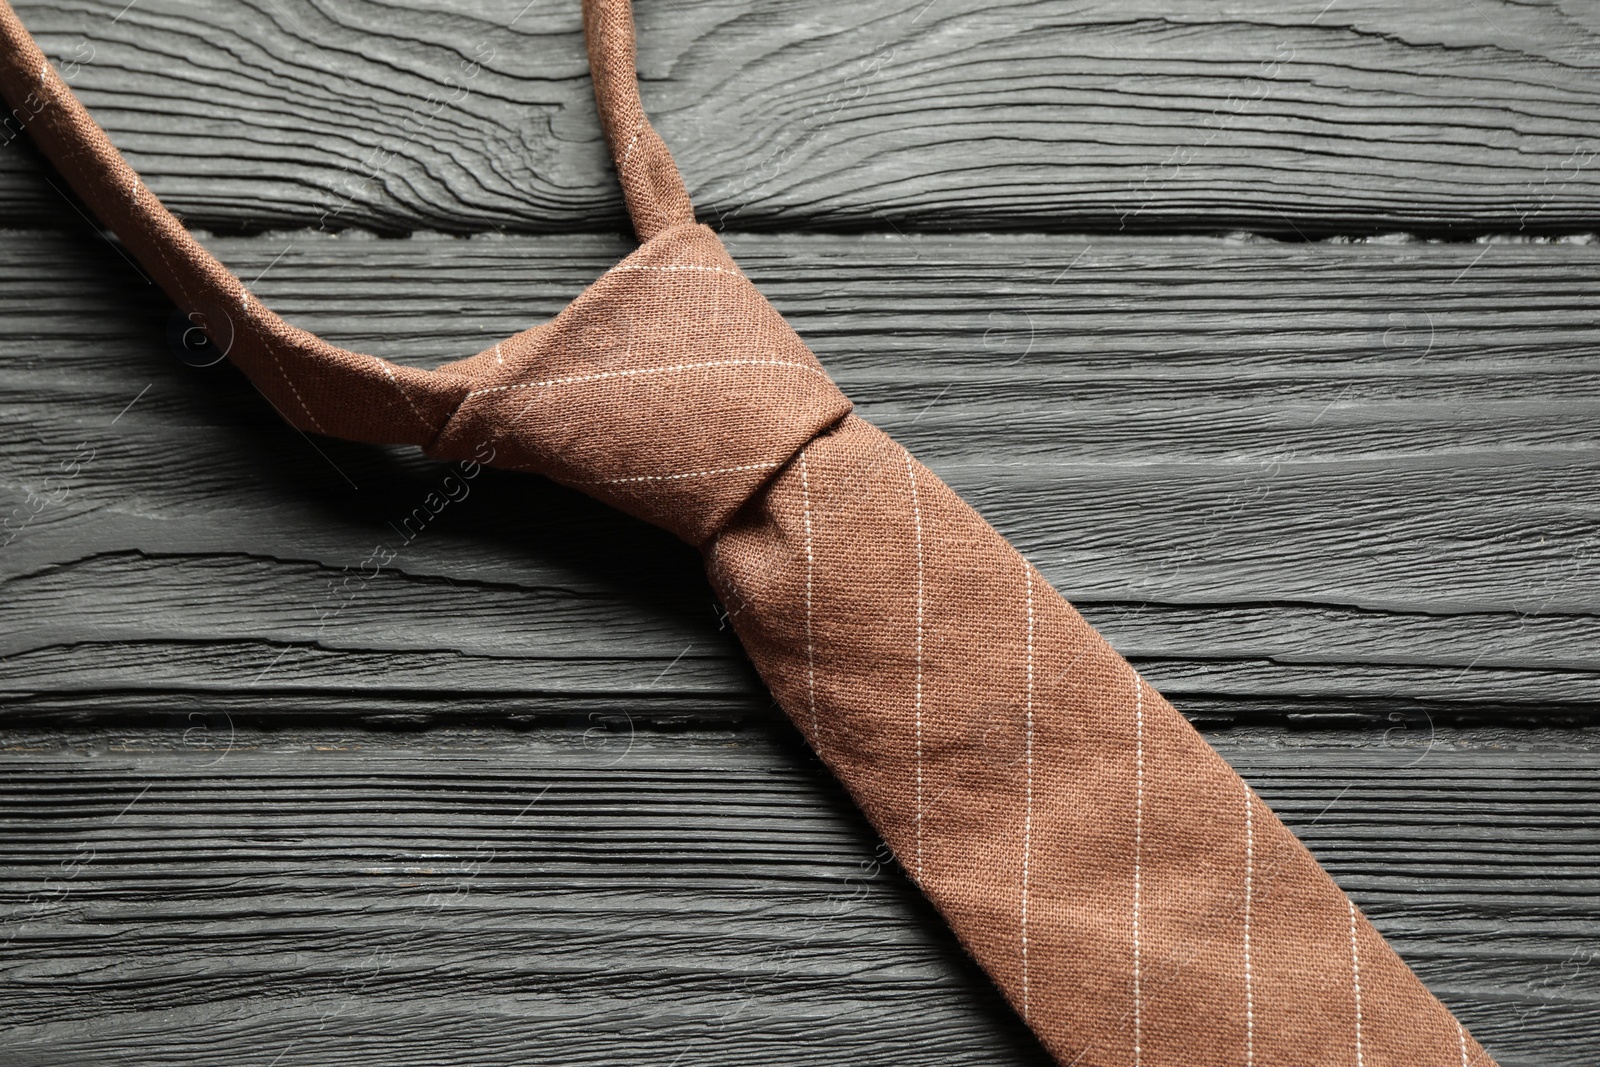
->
[465,358,828,401]
[374,357,430,429]
[800,452,817,747]
[1349,898,1365,1067]
[607,263,745,280]
[619,125,643,167]
[1021,559,1035,1020]
[1244,780,1255,1066]
[599,461,779,485]
[1133,673,1145,1067]
[906,451,925,881]
[264,341,322,434]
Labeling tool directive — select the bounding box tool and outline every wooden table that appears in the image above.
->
[2,2,1597,1064]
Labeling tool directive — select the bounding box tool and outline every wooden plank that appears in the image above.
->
[0,723,1594,1066]
[2,0,1598,235]
[4,229,1599,723]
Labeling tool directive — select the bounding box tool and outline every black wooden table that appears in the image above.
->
[2,2,1598,1065]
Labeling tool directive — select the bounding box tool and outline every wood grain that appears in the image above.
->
[3,5,1596,1062]
[1,0,1598,235]
[0,724,1594,1067]
[4,229,1599,724]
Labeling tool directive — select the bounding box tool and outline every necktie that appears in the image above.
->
[0,2,1498,1063]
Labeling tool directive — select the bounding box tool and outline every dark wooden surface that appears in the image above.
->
[3,1,1599,1065]
[1,726,1597,1067]
[3,0,1600,236]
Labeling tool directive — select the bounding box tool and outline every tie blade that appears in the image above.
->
[709,414,1493,1067]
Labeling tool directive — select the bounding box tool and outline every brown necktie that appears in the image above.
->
[0,2,1498,1063]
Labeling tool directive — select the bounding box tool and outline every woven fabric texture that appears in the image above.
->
[0,1,1497,1063]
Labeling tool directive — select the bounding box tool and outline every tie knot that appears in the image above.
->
[427,224,853,545]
